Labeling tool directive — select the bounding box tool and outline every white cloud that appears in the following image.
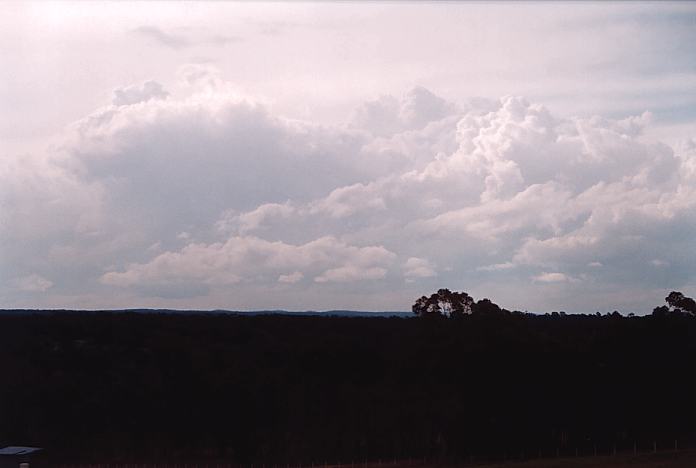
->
[233,93,695,311]
[403,257,437,279]
[113,81,169,106]
[350,86,458,137]
[532,272,574,283]
[477,262,516,272]
[100,236,396,296]
[310,183,387,219]
[315,266,388,283]
[278,271,304,284]
[235,202,296,234]
[4,63,696,312]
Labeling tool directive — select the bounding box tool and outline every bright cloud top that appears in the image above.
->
[2,65,696,313]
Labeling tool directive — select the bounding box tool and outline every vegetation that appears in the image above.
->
[0,292,694,464]
[412,289,506,317]
[653,291,696,317]
[414,289,696,319]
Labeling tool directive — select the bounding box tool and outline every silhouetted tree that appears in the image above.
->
[665,291,696,315]
[652,291,696,316]
[412,295,441,318]
[412,290,507,318]
[472,298,504,316]
[412,289,474,318]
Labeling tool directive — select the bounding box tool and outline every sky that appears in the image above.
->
[2,1,696,313]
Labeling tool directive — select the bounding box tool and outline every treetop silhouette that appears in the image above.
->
[412,288,508,318]
[653,291,696,316]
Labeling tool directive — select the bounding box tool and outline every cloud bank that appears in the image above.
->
[2,67,695,313]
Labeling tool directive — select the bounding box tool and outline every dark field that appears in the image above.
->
[55,450,696,468]
[476,449,696,467]
[1,312,694,465]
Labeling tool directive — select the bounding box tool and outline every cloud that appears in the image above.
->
[13,274,53,292]
[310,183,386,219]
[350,86,458,137]
[113,81,169,106]
[532,272,574,283]
[4,67,696,312]
[278,271,303,284]
[231,202,297,234]
[315,266,388,283]
[132,26,242,50]
[100,236,396,296]
[255,20,303,37]
[403,257,437,279]
[228,93,694,311]
[209,34,243,46]
[132,26,191,49]
[55,72,383,255]
[477,262,516,272]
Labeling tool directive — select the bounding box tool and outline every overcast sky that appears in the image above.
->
[2,1,696,313]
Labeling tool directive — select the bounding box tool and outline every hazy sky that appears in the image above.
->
[2,1,696,313]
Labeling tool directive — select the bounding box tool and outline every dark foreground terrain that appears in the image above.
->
[0,312,694,465]
[477,449,696,467]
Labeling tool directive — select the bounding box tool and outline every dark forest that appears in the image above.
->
[1,294,695,465]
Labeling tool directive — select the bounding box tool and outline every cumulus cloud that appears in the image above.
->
[310,183,387,219]
[224,94,695,311]
[226,202,297,234]
[53,70,389,260]
[350,86,458,137]
[532,272,575,283]
[100,236,396,297]
[113,81,169,106]
[4,67,696,312]
[403,257,437,279]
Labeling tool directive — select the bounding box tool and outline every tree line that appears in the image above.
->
[412,288,696,318]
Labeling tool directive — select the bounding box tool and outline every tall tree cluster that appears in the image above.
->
[412,289,507,318]
[653,291,696,317]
